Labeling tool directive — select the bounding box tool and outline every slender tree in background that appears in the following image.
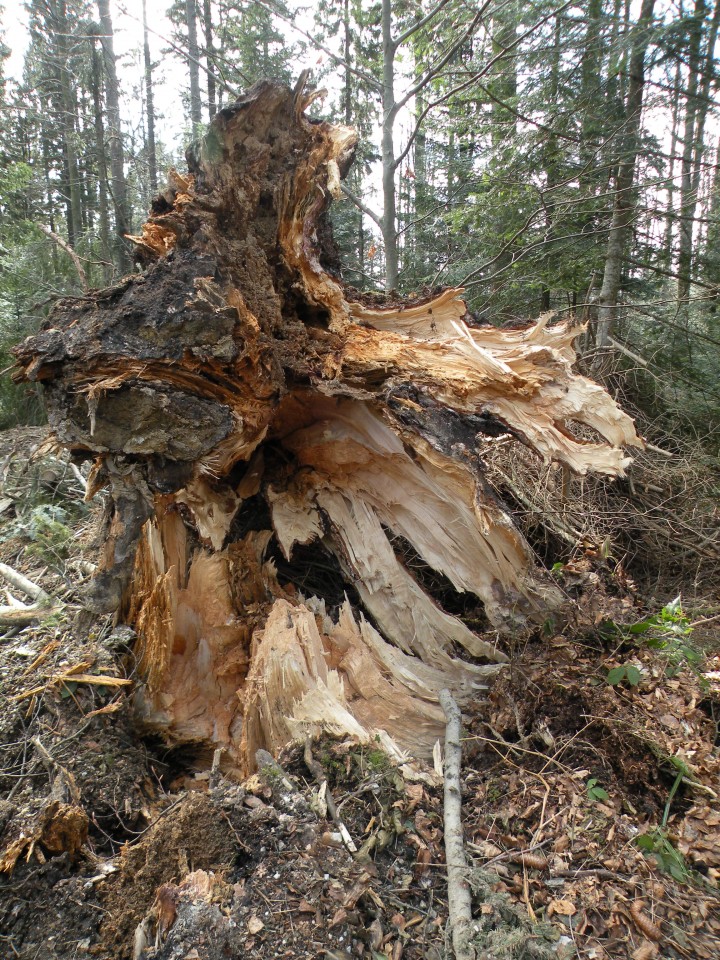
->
[596,0,656,349]
[377,0,487,291]
[50,0,83,248]
[0,10,7,99]
[677,0,708,305]
[142,0,159,194]
[185,0,203,133]
[90,28,112,280]
[311,0,485,291]
[97,0,130,273]
[677,0,720,304]
[202,0,216,119]
[702,138,720,286]
[308,0,381,288]
[664,56,683,268]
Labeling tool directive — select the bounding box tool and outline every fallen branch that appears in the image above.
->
[0,562,58,625]
[439,689,475,960]
[9,665,132,702]
[0,606,58,626]
[37,224,88,291]
[607,335,648,367]
[0,563,51,604]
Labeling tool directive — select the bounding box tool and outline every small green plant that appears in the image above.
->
[635,828,690,882]
[660,755,691,827]
[366,749,390,772]
[599,597,703,681]
[635,755,698,883]
[25,504,72,566]
[59,680,78,700]
[586,778,609,803]
[606,663,642,687]
[626,597,702,677]
[40,611,65,630]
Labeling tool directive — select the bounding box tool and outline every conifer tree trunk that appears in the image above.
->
[664,59,683,266]
[596,0,656,349]
[185,0,203,133]
[381,0,399,291]
[97,0,131,275]
[91,36,112,283]
[678,0,720,303]
[677,0,708,304]
[52,0,82,248]
[14,80,641,774]
[490,2,517,147]
[202,0,216,120]
[142,0,159,195]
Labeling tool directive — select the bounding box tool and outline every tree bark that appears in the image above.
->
[596,0,656,349]
[202,0,216,120]
[97,0,131,275]
[13,79,641,775]
[381,0,399,291]
[52,0,82,248]
[142,0,159,195]
[185,0,203,134]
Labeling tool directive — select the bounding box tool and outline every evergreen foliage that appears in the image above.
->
[0,0,719,438]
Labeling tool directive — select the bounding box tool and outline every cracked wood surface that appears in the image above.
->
[13,79,642,770]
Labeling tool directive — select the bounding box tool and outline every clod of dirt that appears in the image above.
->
[99,791,238,956]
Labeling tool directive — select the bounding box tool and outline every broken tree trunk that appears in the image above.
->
[13,79,642,773]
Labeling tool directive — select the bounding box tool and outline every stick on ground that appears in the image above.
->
[0,562,57,625]
[439,688,475,960]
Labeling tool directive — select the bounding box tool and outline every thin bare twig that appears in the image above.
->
[37,225,88,291]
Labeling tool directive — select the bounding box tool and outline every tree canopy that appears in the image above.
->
[1,0,720,438]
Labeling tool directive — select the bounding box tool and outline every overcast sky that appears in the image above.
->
[3,2,180,154]
[2,0,345,160]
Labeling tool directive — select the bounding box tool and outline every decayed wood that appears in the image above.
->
[13,79,642,771]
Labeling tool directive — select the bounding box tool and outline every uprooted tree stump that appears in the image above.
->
[13,78,642,772]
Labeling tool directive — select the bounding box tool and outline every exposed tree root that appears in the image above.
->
[13,79,641,772]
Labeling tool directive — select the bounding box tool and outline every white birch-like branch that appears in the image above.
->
[439,688,475,960]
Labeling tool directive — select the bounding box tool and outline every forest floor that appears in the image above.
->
[0,426,719,960]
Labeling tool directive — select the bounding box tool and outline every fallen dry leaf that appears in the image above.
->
[631,942,658,960]
[548,899,577,917]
